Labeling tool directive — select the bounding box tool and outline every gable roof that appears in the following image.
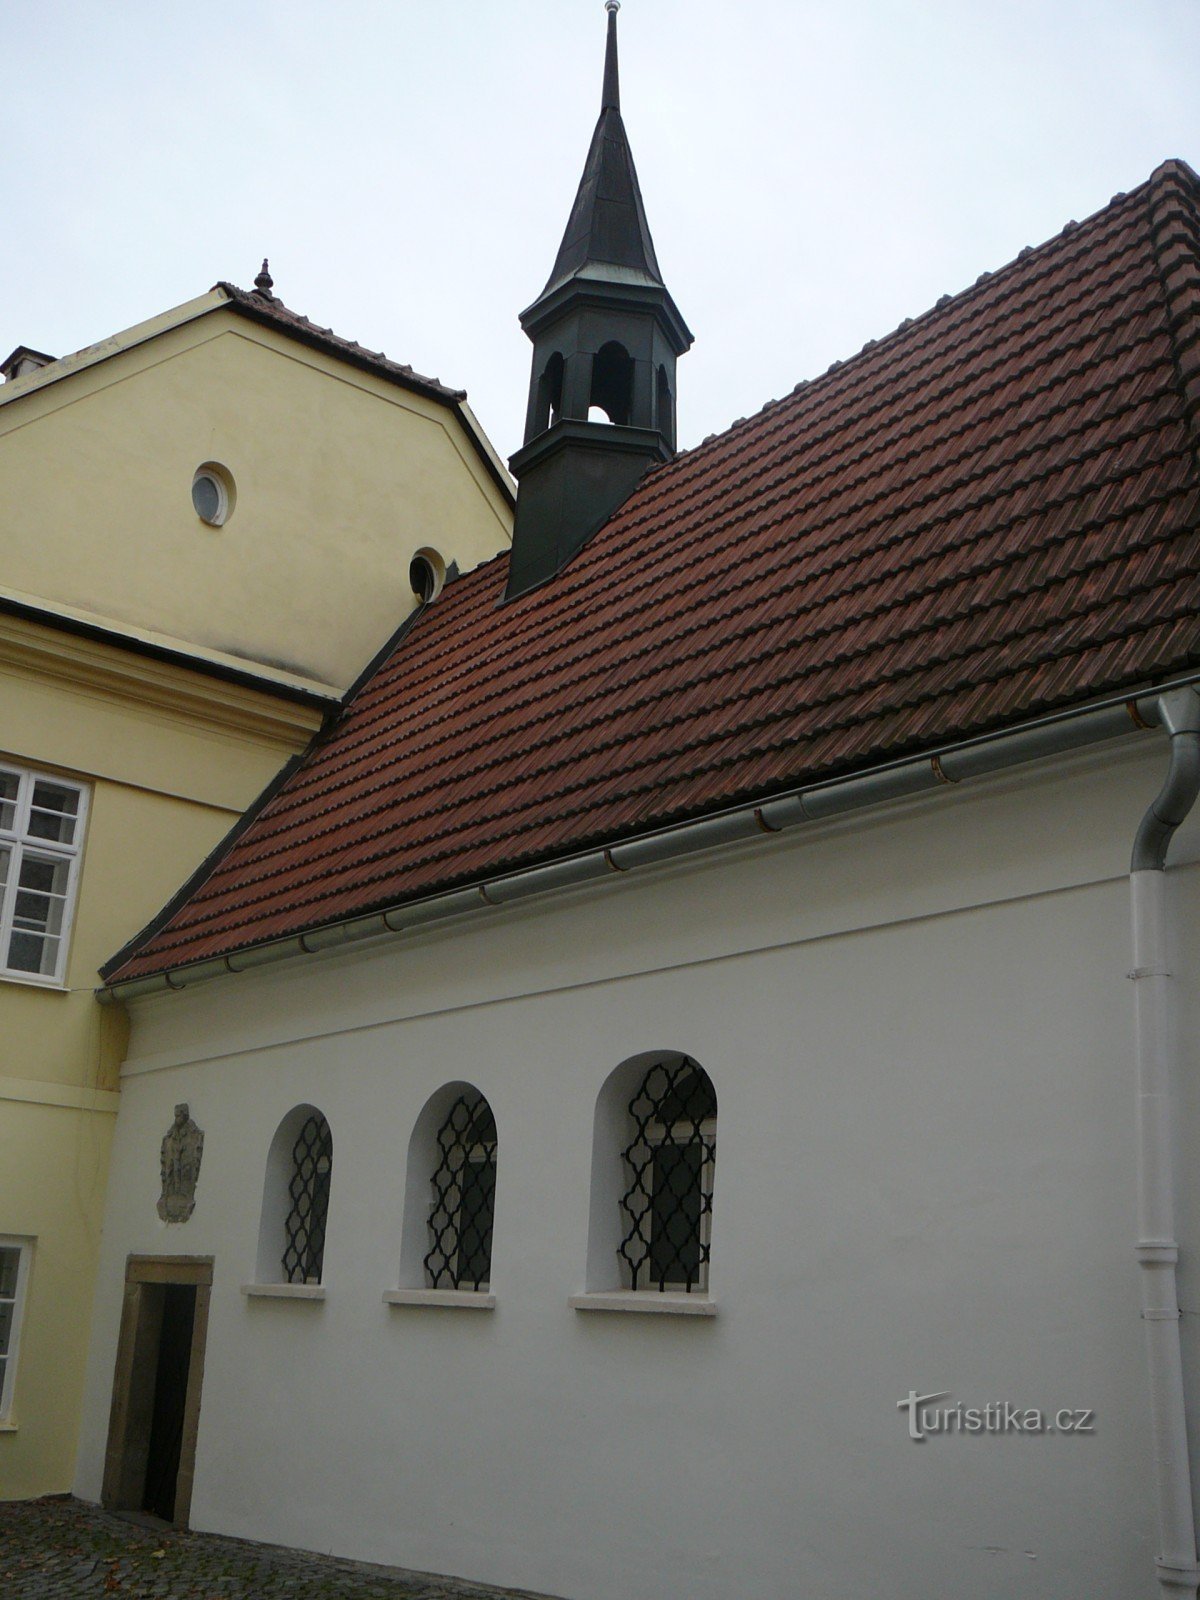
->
[103,159,1200,987]
[0,280,514,507]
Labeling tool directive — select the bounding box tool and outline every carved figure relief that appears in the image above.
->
[158,1103,204,1223]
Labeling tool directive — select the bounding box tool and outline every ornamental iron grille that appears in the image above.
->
[282,1112,332,1284]
[618,1058,716,1293]
[424,1095,497,1290]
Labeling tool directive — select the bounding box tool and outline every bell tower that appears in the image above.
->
[505,0,693,600]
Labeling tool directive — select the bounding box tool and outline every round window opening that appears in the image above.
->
[192,464,234,527]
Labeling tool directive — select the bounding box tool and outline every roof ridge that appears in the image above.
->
[597,180,1150,529]
[1144,160,1200,474]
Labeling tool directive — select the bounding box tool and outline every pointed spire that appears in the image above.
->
[602,1,620,111]
[533,3,663,302]
[253,258,274,297]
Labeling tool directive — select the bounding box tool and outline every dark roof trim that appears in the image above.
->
[0,592,339,711]
[216,286,516,509]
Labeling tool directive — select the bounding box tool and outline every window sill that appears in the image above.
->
[569,1291,716,1317]
[241,1282,326,1301]
[0,1420,17,1433]
[0,970,68,993]
[383,1289,495,1310]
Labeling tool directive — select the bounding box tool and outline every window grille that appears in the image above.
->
[0,764,88,983]
[618,1058,716,1292]
[282,1113,332,1284]
[424,1095,497,1290]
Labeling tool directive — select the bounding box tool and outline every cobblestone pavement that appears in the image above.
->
[0,1497,562,1600]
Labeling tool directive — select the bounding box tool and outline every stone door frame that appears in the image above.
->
[101,1255,213,1527]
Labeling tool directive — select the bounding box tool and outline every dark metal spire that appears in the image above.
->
[602,1,620,111]
[253,258,275,297]
[533,2,663,301]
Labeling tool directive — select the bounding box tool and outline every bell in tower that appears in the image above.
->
[505,0,693,600]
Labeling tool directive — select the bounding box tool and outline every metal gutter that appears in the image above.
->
[97,679,1195,1005]
[1128,686,1200,1597]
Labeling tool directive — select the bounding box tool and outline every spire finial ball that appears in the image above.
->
[605,1,620,13]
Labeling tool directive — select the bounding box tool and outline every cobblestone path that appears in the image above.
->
[0,1497,562,1600]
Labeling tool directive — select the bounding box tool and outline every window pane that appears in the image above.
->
[0,772,17,833]
[456,1160,496,1288]
[0,846,9,895]
[15,854,69,909]
[0,1248,18,1300]
[27,782,79,845]
[7,929,59,976]
[13,886,67,938]
[9,855,69,972]
[0,1301,11,1354]
[649,1143,704,1285]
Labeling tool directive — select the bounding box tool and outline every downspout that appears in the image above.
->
[1131,686,1200,1597]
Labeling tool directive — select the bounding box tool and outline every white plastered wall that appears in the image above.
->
[75,736,1200,1600]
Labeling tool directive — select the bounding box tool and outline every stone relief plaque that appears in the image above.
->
[158,1103,204,1223]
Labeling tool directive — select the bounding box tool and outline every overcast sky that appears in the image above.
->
[3,1,1198,462]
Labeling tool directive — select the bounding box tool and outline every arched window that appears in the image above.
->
[256,1105,333,1286]
[584,1053,717,1297]
[398,1083,498,1295]
[619,1059,716,1291]
[589,341,634,426]
[426,1094,497,1290]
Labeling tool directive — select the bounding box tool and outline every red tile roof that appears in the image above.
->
[105,160,1200,984]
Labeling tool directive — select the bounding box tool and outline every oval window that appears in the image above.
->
[192,464,234,526]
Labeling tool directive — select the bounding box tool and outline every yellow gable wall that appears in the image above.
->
[0,308,512,690]
[0,293,512,1501]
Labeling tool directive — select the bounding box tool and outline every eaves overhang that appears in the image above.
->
[96,676,1198,1005]
[0,591,339,712]
[519,274,693,355]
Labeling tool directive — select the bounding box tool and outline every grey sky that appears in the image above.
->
[2,1,1198,462]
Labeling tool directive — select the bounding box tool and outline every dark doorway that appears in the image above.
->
[142,1284,196,1518]
[103,1257,212,1527]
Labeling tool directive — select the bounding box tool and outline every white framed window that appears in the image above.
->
[0,763,89,985]
[0,1239,32,1422]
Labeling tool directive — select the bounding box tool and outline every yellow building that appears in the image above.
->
[0,270,513,1498]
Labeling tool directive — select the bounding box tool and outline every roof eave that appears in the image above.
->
[97,678,1191,1003]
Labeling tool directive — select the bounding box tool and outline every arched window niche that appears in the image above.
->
[588,340,634,426]
[247,1104,333,1299]
[533,351,565,435]
[575,1052,718,1317]
[388,1082,498,1310]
